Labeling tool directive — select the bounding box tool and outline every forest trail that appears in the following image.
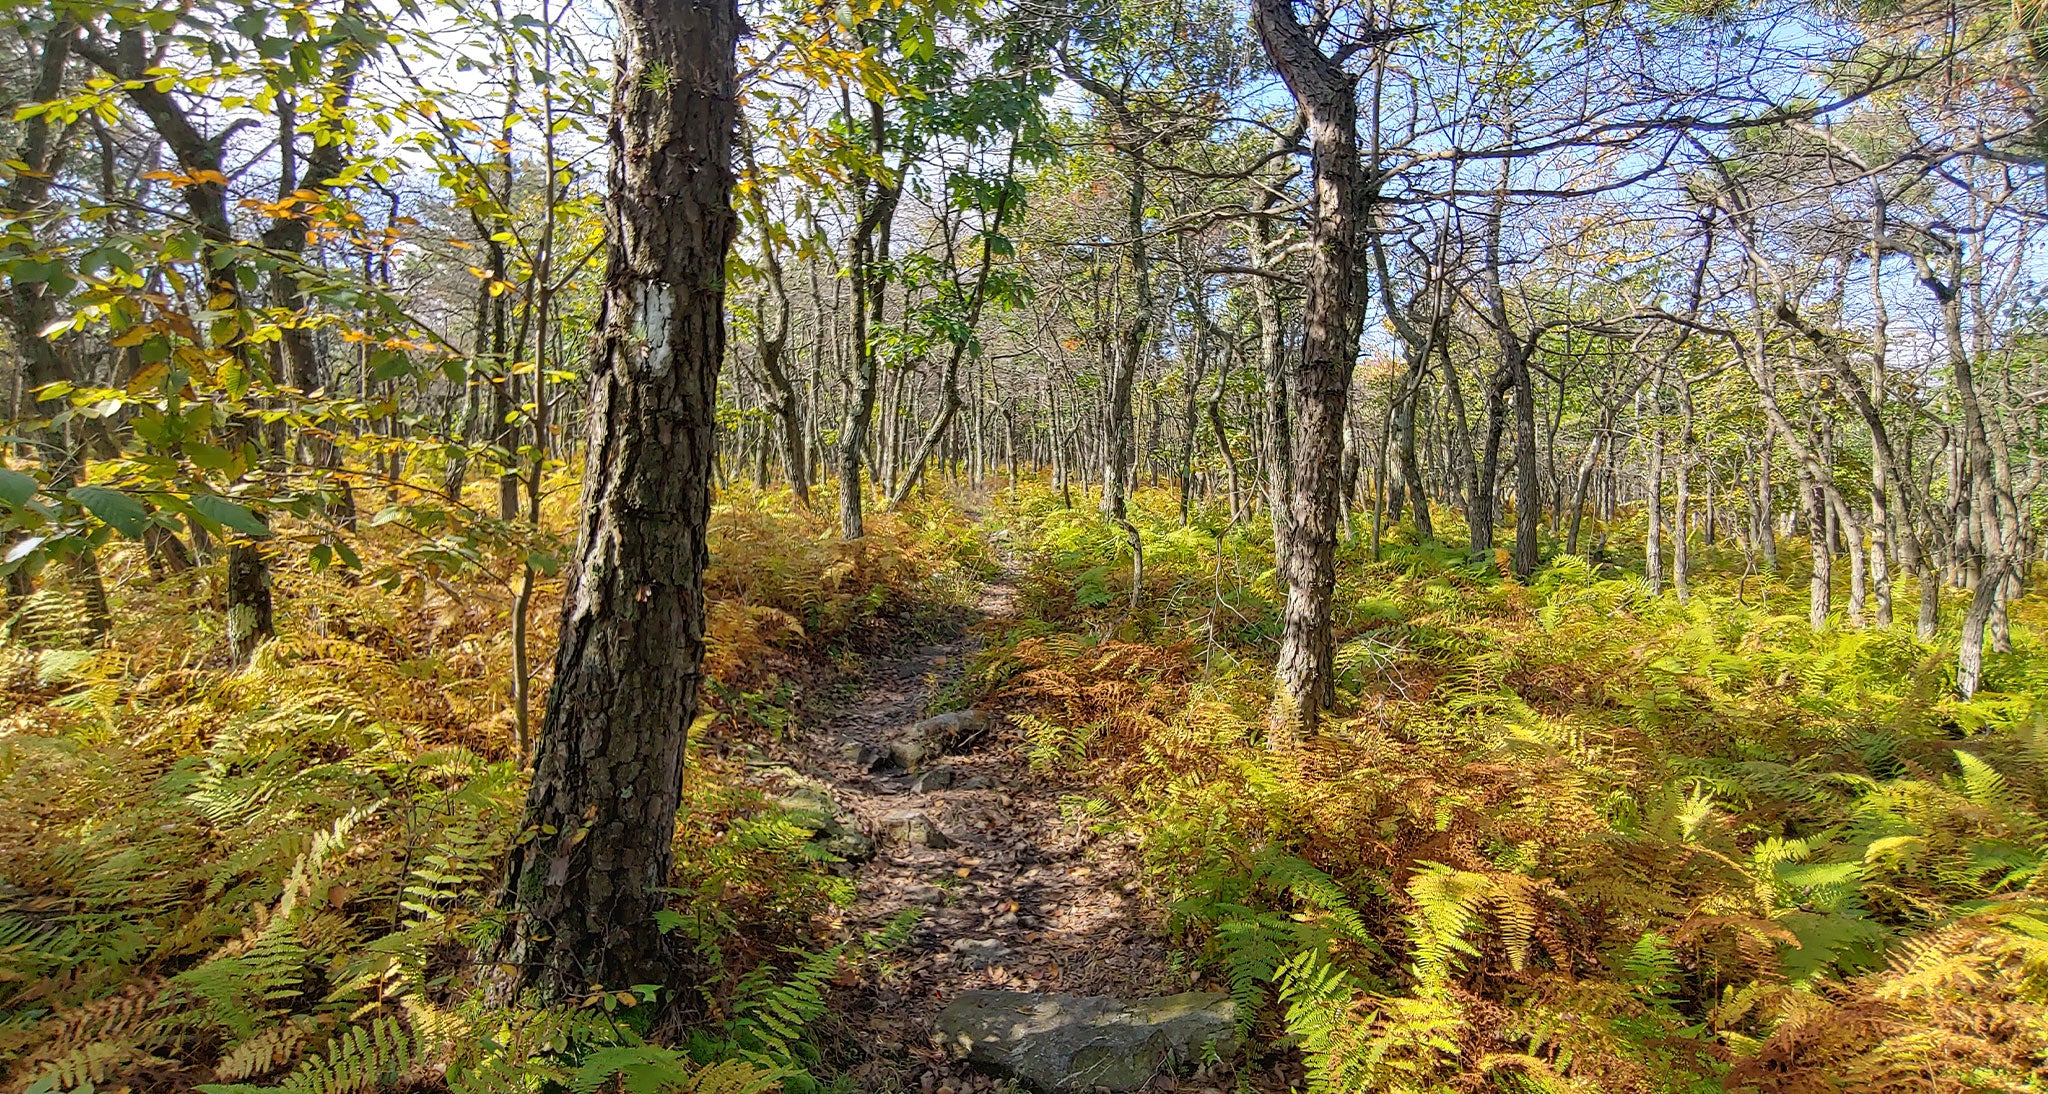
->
[744,562,1177,1089]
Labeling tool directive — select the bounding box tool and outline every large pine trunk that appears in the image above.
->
[495,0,737,999]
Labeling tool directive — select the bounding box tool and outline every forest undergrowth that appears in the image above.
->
[0,484,991,1094]
[965,482,2048,1094]
[3,479,2046,1094]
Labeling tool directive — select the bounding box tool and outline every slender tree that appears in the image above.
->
[1252,0,1372,737]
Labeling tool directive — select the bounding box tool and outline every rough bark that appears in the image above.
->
[494,0,737,999]
[1253,0,1369,738]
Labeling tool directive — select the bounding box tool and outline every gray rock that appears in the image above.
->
[840,740,886,770]
[820,831,875,862]
[880,808,954,849]
[887,737,933,771]
[772,785,873,861]
[934,990,1238,1092]
[911,709,988,738]
[912,767,957,792]
[887,710,988,771]
[772,786,840,835]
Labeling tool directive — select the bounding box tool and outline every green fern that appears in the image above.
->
[725,943,842,1069]
[1404,863,1492,993]
[571,1047,700,1094]
[1274,949,1464,1093]
[21,1042,164,1094]
[203,1016,421,1094]
[1955,749,2011,809]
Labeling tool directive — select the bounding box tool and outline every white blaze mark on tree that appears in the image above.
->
[635,281,675,376]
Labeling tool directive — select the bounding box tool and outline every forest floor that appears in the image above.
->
[738,562,1205,1093]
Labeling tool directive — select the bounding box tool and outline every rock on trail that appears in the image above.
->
[934,990,1239,1092]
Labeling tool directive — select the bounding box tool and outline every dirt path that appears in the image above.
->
[748,569,1176,1089]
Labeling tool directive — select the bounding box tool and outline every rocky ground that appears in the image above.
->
[737,572,1255,1092]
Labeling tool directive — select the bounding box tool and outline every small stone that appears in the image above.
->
[881,808,955,849]
[841,740,886,769]
[889,738,931,771]
[886,710,989,771]
[913,767,958,793]
[821,831,875,862]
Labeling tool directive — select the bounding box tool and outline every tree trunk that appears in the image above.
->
[1250,126,1297,577]
[1512,349,1540,579]
[837,97,900,540]
[1646,427,1663,594]
[1393,368,1431,539]
[1958,558,2004,699]
[1838,495,1866,626]
[494,0,737,999]
[1672,448,1690,604]
[1802,474,1831,630]
[1254,0,1367,738]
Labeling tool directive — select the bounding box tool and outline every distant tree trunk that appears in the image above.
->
[1511,336,1540,579]
[1392,370,1431,540]
[1475,365,1509,566]
[1440,337,1480,534]
[749,244,807,505]
[1661,362,1691,600]
[1672,450,1690,604]
[1064,67,1150,609]
[1838,495,1866,625]
[1757,440,1777,569]
[1476,187,1535,576]
[1801,474,1831,630]
[1051,382,1071,507]
[1249,124,1298,575]
[887,189,1011,511]
[1564,427,1607,556]
[494,0,737,999]
[1646,427,1663,594]
[1254,0,1368,738]
[1958,558,2004,699]
[837,97,900,540]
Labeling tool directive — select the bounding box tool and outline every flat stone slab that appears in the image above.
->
[934,989,1238,1092]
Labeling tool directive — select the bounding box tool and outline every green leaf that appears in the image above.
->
[190,494,269,537]
[66,485,148,537]
[185,442,235,471]
[0,467,36,508]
